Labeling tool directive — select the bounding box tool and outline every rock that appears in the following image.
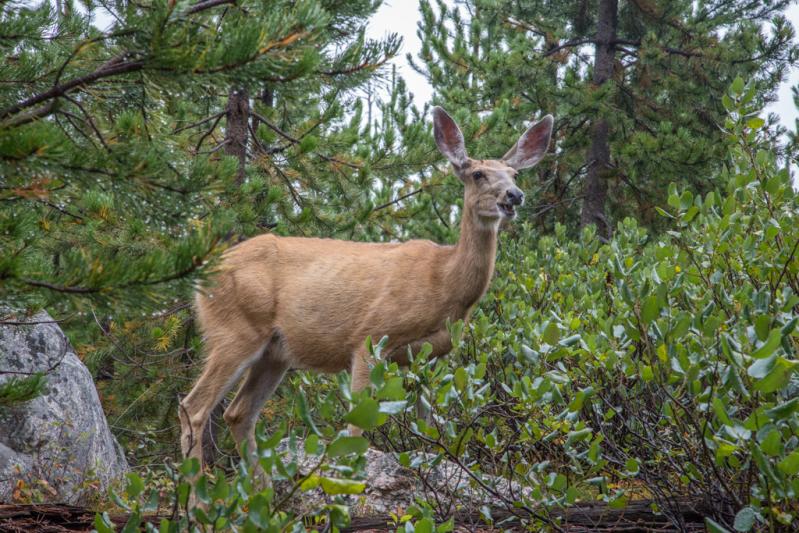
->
[275,439,525,517]
[0,309,128,504]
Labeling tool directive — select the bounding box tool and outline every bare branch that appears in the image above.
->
[186,0,236,15]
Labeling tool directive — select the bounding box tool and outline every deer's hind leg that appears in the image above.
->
[223,340,288,463]
[179,334,266,469]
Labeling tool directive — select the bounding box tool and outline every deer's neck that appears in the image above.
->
[445,210,499,311]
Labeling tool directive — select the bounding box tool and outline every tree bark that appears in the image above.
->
[225,86,250,184]
[579,0,617,240]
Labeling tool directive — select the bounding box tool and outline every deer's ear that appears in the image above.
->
[503,115,553,170]
[432,107,468,169]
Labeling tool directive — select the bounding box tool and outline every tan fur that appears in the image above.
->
[179,108,553,466]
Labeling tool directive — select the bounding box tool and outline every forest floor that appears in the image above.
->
[0,498,708,532]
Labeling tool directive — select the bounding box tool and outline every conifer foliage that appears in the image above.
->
[0,0,406,444]
[413,0,796,236]
[0,0,400,315]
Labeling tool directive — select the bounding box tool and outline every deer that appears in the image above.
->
[179,107,553,469]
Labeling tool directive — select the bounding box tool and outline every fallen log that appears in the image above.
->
[0,498,710,532]
[0,504,158,532]
[343,498,709,532]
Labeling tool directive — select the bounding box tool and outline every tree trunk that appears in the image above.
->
[579,0,617,240]
[225,86,250,184]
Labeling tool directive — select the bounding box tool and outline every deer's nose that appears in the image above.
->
[506,187,524,206]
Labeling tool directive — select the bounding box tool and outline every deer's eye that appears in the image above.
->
[472,171,485,181]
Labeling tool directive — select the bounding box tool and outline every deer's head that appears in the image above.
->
[433,107,553,227]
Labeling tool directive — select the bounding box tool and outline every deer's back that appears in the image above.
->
[196,233,457,371]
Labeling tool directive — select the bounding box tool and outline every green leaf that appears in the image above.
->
[760,429,782,457]
[712,398,732,425]
[94,513,115,533]
[746,117,765,131]
[179,458,200,479]
[300,475,321,491]
[722,93,734,111]
[641,296,660,324]
[121,512,142,533]
[414,518,434,533]
[679,190,694,210]
[564,428,592,449]
[624,458,640,475]
[344,397,380,430]
[747,354,776,379]
[320,477,366,495]
[547,472,567,491]
[379,400,408,414]
[754,316,770,341]
[126,473,144,499]
[327,436,369,457]
[730,76,745,95]
[377,377,406,400]
[754,357,798,394]
[608,493,628,509]
[543,321,560,345]
[559,334,581,347]
[777,451,799,475]
[780,317,798,337]
[765,397,799,420]
[454,367,468,391]
[733,506,756,532]
[751,329,781,359]
[304,433,320,454]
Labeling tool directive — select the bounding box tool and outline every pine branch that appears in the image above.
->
[543,38,596,57]
[250,110,361,169]
[173,111,225,134]
[0,57,146,121]
[186,0,236,15]
[21,242,218,295]
[371,188,424,212]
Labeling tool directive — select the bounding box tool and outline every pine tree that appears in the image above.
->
[412,0,796,237]
[0,0,405,454]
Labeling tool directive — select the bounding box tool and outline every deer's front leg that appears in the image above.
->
[348,329,452,437]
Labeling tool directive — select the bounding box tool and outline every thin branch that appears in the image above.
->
[173,111,224,134]
[543,38,595,57]
[0,58,146,120]
[186,0,236,15]
[0,101,55,127]
[250,110,361,169]
[63,94,110,151]
[372,188,423,212]
[194,112,225,152]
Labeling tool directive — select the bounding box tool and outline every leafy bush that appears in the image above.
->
[370,80,799,531]
[96,412,381,531]
[100,82,797,531]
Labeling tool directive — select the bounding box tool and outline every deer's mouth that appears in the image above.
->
[497,202,516,219]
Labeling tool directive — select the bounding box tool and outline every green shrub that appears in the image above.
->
[372,78,799,531]
[102,80,797,531]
